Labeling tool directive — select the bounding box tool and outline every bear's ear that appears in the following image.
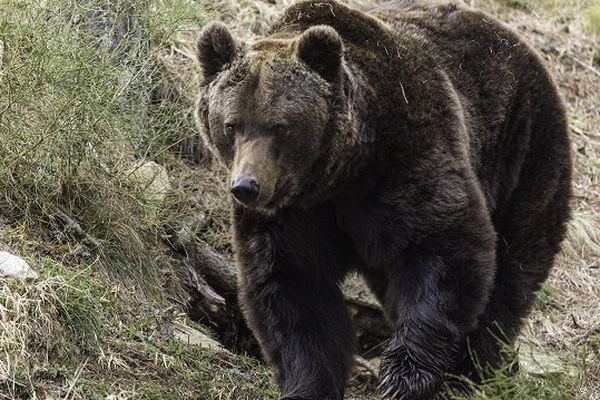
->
[296,25,343,82]
[196,22,239,83]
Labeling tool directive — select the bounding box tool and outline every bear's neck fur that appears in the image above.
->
[296,62,375,207]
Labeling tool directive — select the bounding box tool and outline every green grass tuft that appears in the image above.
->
[448,347,581,400]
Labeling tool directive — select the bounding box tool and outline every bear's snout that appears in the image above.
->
[230,136,280,209]
[231,175,260,205]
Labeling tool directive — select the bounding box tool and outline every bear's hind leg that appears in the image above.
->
[377,233,496,400]
[454,165,571,383]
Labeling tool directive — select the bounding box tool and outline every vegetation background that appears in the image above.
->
[0,0,598,399]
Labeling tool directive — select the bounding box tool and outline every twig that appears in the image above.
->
[172,45,195,61]
[540,43,600,80]
[569,55,600,80]
[54,210,102,248]
[65,358,88,400]
[570,125,600,146]
[570,314,582,329]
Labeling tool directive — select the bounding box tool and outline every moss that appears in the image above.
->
[73,379,113,399]
[503,0,530,10]
[534,283,562,311]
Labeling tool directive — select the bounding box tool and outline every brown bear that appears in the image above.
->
[194,1,572,399]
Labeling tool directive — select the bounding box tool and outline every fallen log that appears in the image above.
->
[188,244,237,295]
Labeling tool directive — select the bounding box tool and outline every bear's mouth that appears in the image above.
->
[268,177,301,209]
[229,171,300,214]
[245,178,295,213]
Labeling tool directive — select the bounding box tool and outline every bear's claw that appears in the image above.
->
[379,345,443,400]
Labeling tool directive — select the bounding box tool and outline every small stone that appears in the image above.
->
[518,342,575,376]
[127,161,171,203]
[0,251,38,280]
[170,321,227,352]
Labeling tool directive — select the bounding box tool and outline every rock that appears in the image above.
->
[0,39,4,68]
[518,341,576,376]
[169,321,228,352]
[341,273,381,310]
[354,356,379,380]
[0,251,38,279]
[127,161,171,203]
[174,212,209,249]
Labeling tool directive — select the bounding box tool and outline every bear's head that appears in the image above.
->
[194,22,350,213]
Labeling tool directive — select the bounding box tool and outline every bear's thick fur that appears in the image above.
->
[194,1,572,399]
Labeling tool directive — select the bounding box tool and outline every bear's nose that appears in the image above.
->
[230,176,260,204]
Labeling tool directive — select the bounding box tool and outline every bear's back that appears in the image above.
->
[272,0,568,212]
[372,2,568,211]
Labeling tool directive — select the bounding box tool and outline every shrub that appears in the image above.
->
[0,0,208,286]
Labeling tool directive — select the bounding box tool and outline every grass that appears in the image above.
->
[0,261,102,398]
[0,0,210,290]
[0,0,280,398]
[0,226,278,399]
[448,354,581,400]
[454,374,580,400]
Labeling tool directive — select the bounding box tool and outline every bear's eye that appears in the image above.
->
[224,124,237,136]
[272,124,289,135]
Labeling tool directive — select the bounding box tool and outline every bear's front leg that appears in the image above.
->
[234,206,355,400]
[378,216,497,400]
